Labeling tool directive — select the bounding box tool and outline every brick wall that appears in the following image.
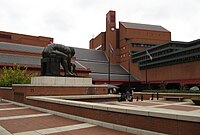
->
[89,32,105,50]
[25,98,200,135]
[12,85,107,103]
[0,87,13,100]
[0,31,53,47]
[141,61,200,82]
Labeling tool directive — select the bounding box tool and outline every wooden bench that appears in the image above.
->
[163,96,184,102]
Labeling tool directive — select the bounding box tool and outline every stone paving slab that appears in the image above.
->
[0,107,28,111]
[0,108,44,117]
[123,101,162,106]
[48,126,135,135]
[13,123,96,135]
[0,113,52,121]
[0,104,19,109]
[0,101,134,135]
[0,115,81,134]
[0,103,12,105]
[4,98,200,134]
[153,100,180,104]
[0,126,12,135]
[3,97,200,135]
[156,105,200,111]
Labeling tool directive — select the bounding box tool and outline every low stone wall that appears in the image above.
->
[31,76,93,86]
[12,84,107,103]
[47,94,120,102]
[25,96,200,135]
[0,87,13,100]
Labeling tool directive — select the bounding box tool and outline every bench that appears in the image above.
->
[163,96,184,102]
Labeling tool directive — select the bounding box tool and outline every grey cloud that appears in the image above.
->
[0,0,200,48]
[43,9,75,33]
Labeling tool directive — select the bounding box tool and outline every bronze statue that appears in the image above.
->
[41,43,76,76]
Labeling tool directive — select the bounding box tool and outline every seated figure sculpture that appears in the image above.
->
[41,43,76,76]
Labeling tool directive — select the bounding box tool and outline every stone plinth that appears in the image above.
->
[12,76,108,103]
[31,76,92,86]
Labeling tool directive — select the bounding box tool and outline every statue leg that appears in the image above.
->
[71,63,77,76]
[61,59,73,76]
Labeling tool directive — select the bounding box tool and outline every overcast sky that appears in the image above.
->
[1,0,200,49]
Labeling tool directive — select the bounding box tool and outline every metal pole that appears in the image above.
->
[145,55,148,89]
[108,52,110,84]
[128,51,131,92]
[108,45,111,94]
[157,92,159,100]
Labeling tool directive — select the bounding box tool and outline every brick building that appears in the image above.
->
[132,39,200,89]
[90,10,200,89]
[0,10,200,90]
[0,31,53,47]
[0,30,134,91]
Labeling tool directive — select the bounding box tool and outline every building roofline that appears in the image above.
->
[132,38,200,56]
[0,30,53,39]
[0,64,91,73]
[119,21,170,32]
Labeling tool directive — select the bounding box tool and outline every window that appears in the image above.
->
[0,34,11,39]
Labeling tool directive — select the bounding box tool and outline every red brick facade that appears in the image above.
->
[89,32,105,51]
[0,31,53,47]
[143,61,200,83]
[89,10,200,87]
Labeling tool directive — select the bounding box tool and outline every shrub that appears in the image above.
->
[191,98,200,105]
[191,98,200,101]
[0,65,37,87]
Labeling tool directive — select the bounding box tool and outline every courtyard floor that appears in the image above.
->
[0,100,134,135]
[0,98,200,135]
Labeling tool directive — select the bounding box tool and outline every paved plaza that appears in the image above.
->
[107,99,200,112]
[1,98,200,135]
[0,101,134,135]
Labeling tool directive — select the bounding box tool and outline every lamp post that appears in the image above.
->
[124,38,134,93]
[145,55,148,89]
[128,51,131,92]
[108,43,114,94]
[108,45,111,94]
[145,49,152,90]
[125,40,133,93]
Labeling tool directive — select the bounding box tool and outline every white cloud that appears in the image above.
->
[0,0,200,48]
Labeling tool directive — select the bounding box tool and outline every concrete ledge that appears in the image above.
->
[0,87,12,90]
[31,76,93,86]
[47,94,120,99]
[12,84,107,87]
[26,96,200,123]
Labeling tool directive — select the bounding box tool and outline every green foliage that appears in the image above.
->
[191,98,200,101]
[191,97,200,105]
[0,65,37,87]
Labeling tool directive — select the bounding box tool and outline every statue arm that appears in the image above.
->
[51,50,69,58]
